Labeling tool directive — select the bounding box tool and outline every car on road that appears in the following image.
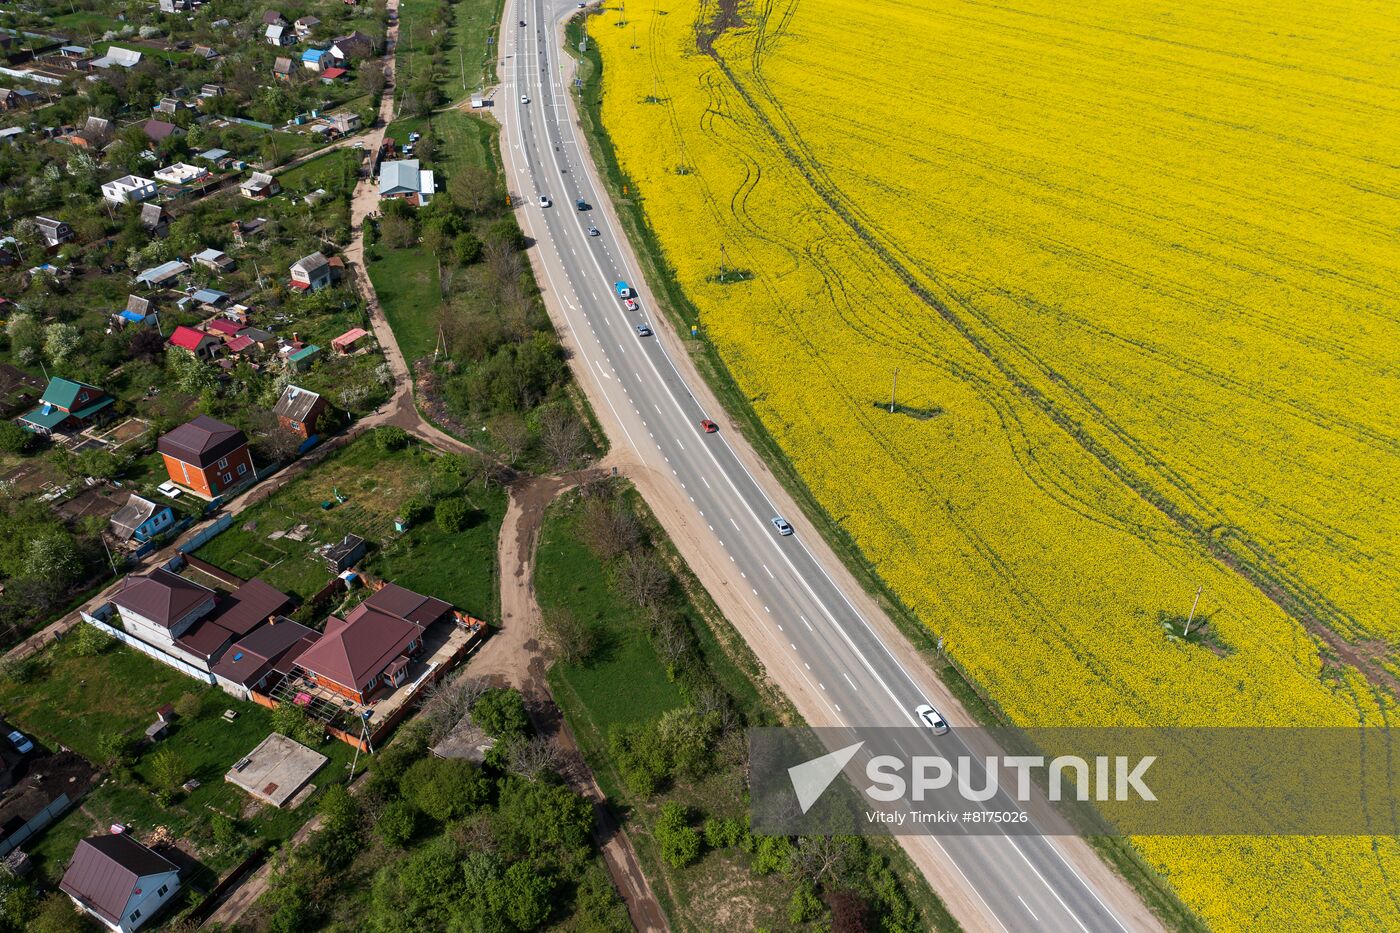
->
[771,516,794,535]
[914,704,950,735]
[521,94,530,104]
[351,140,364,149]
[636,322,653,337]
[700,419,719,433]
[538,195,551,207]
[7,730,32,754]
[624,297,638,311]
[519,19,526,25]
[576,198,589,210]
[588,225,600,236]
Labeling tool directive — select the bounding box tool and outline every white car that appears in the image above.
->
[771,516,794,536]
[914,704,949,735]
[521,94,530,104]
[538,195,551,207]
[624,297,638,311]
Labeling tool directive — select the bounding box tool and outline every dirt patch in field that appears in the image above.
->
[696,0,744,55]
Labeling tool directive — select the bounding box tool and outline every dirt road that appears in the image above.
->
[474,468,669,932]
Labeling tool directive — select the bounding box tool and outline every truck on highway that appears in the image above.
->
[614,281,631,299]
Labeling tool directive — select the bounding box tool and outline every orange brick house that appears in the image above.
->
[157,415,254,497]
[293,584,450,703]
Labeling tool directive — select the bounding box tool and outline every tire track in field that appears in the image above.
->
[701,15,1397,694]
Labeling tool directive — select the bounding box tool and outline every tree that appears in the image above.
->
[493,776,593,860]
[271,702,320,746]
[357,61,386,99]
[791,836,858,886]
[615,550,671,614]
[375,425,410,451]
[70,622,113,657]
[43,322,81,366]
[400,757,490,821]
[129,327,166,363]
[27,893,85,933]
[789,883,823,925]
[453,231,483,265]
[538,605,595,665]
[149,748,187,802]
[375,799,418,847]
[448,165,496,214]
[608,723,668,797]
[22,531,82,589]
[435,496,471,533]
[96,731,135,767]
[703,816,745,849]
[471,687,530,741]
[0,874,36,933]
[488,412,530,463]
[380,211,417,249]
[580,498,642,561]
[656,707,719,780]
[507,735,569,783]
[538,404,587,471]
[654,802,701,868]
[0,422,33,455]
[486,860,553,931]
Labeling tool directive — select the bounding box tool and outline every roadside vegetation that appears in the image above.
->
[535,479,957,930]
[244,684,629,932]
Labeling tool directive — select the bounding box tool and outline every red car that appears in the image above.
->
[700,419,719,433]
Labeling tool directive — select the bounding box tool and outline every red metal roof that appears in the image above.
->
[321,67,347,79]
[295,606,419,693]
[168,325,210,350]
[206,318,241,336]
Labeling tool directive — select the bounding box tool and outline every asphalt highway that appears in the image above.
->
[496,3,1147,929]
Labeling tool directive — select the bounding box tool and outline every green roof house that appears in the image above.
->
[287,345,321,371]
[18,378,114,435]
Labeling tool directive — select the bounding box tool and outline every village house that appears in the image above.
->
[319,67,348,85]
[191,288,231,310]
[266,23,293,46]
[135,259,190,288]
[167,325,222,360]
[273,384,327,438]
[378,159,434,206]
[157,415,254,497]
[32,216,72,248]
[294,584,452,703]
[60,832,181,932]
[108,493,175,545]
[193,247,234,272]
[295,15,321,36]
[140,204,168,237]
[18,377,113,435]
[101,174,157,205]
[272,56,294,81]
[240,171,280,200]
[301,47,328,71]
[109,569,219,657]
[120,295,157,326]
[153,162,209,186]
[210,617,319,699]
[89,46,142,70]
[327,112,361,135]
[159,0,192,12]
[330,31,375,62]
[262,9,288,25]
[289,251,333,290]
[197,147,231,167]
[141,119,182,146]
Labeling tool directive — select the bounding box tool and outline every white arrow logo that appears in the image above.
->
[788,741,864,814]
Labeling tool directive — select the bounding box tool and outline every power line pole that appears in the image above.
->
[889,367,899,414]
[1181,585,1203,638]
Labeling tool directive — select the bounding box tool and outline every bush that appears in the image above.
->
[654,802,701,868]
[69,622,114,657]
[703,816,744,849]
[608,723,667,797]
[435,496,471,533]
[375,800,418,847]
[375,425,409,451]
[400,757,490,821]
[471,687,530,741]
[0,422,33,455]
[788,883,823,925]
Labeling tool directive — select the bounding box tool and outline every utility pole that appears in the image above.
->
[719,242,728,278]
[1182,585,1203,638]
[889,367,899,414]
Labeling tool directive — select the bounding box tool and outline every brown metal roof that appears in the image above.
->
[296,607,419,692]
[210,617,318,686]
[173,617,234,660]
[206,578,293,637]
[157,415,247,468]
[362,584,451,626]
[59,834,178,925]
[110,569,214,629]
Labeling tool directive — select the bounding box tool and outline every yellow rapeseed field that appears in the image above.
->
[587,0,1400,927]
